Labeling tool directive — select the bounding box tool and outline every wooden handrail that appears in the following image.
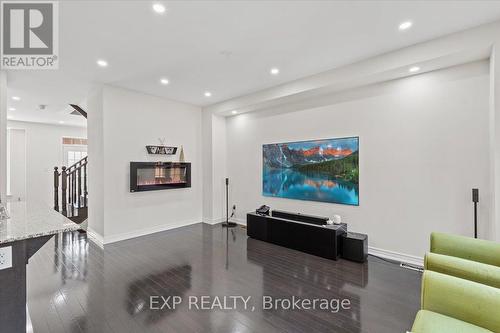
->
[64,156,88,174]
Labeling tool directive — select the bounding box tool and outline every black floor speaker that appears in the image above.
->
[341,232,368,263]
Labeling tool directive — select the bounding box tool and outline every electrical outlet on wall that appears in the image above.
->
[0,246,13,270]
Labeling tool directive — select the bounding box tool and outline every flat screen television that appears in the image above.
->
[262,136,359,206]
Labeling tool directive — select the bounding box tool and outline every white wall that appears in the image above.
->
[202,112,228,223]
[95,86,202,243]
[202,111,214,221]
[226,61,491,259]
[87,87,105,239]
[7,128,26,201]
[490,41,500,242]
[0,71,7,201]
[212,115,227,221]
[6,120,87,206]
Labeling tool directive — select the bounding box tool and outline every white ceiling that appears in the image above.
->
[5,0,500,125]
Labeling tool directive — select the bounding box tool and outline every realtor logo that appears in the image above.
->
[1,1,59,69]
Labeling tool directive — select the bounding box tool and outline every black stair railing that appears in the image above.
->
[54,156,88,213]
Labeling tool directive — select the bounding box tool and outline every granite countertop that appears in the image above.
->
[0,201,83,244]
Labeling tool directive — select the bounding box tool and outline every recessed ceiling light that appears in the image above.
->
[399,21,413,31]
[58,121,65,124]
[7,116,13,120]
[232,110,238,115]
[160,78,169,85]
[270,67,280,75]
[204,91,212,97]
[409,66,420,73]
[8,107,15,111]
[11,96,20,101]
[152,3,166,14]
[96,59,108,67]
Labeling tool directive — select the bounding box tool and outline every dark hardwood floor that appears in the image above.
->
[26,223,421,333]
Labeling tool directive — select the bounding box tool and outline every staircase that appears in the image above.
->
[53,104,88,224]
[54,156,88,224]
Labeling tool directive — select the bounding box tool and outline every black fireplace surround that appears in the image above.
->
[130,162,191,192]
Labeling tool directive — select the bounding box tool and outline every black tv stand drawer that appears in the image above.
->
[247,212,346,260]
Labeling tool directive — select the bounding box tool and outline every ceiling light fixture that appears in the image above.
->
[399,21,413,31]
[204,91,212,97]
[58,121,65,124]
[409,66,420,73]
[8,107,16,111]
[7,116,13,119]
[96,59,108,67]
[12,96,20,101]
[231,110,238,115]
[152,3,166,14]
[160,78,169,85]
[270,67,280,75]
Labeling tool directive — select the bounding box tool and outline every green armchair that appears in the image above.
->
[411,271,500,332]
[425,252,500,289]
[430,232,500,266]
[426,232,500,288]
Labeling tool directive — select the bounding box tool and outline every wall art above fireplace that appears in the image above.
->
[130,162,191,192]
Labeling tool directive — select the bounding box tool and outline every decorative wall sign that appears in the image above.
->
[146,146,177,155]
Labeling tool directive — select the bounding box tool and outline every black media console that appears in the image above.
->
[247,210,347,260]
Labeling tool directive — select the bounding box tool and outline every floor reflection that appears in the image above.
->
[126,264,192,324]
[22,224,420,333]
[53,232,89,283]
[247,237,366,333]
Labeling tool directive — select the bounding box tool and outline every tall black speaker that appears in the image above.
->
[472,188,479,238]
[222,178,237,228]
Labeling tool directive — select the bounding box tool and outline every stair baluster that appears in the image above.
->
[69,172,72,206]
[61,166,67,214]
[73,170,77,205]
[54,156,88,223]
[54,167,59,211]
[83,163,87,207]
[77,167,82,208]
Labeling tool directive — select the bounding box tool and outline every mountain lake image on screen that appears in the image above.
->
[263,137,359,205]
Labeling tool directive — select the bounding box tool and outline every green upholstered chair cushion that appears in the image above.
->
[430,232,500,267]
[412,310,493,333]
[425,252,500,289]
[421,271,500,332]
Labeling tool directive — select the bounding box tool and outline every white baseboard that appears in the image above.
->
[369,246,423,267]
[232,216,420,265]
[87,228,104,249]
[202,217,246,226]
[90,217,422,267]
[233,217,246,226]
[103,219,201,244]
[202,217,224,225]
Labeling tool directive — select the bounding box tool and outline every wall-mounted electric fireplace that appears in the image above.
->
[130,162,191,192]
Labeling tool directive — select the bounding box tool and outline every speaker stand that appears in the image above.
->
[472,188,479,239]
[474,201,478,239]
[222,178,237,228]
